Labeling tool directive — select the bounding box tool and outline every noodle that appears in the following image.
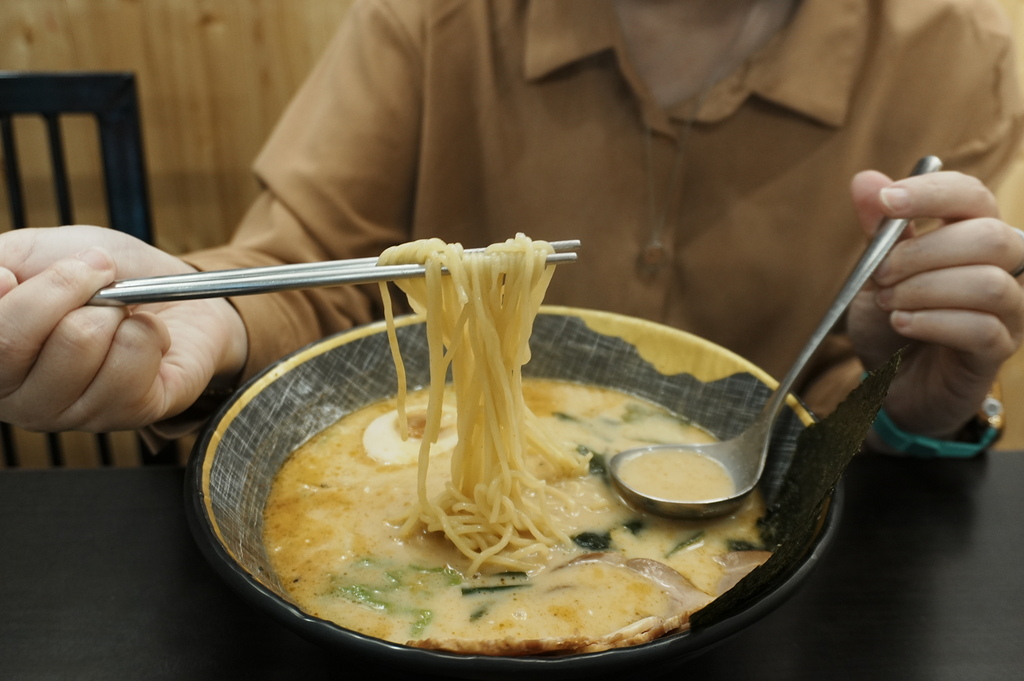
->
[378,234,587,574]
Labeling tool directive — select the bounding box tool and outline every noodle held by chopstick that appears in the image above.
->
[379,234,587,574]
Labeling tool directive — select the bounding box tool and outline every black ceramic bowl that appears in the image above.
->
[185,306,840,680]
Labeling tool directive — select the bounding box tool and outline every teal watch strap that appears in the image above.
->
[872,407,999,458]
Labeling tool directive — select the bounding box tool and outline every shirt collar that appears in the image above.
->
[523,0,620,81]
[523,0,869,129]
[738,0,869,127]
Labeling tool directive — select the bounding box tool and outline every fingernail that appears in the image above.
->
[890,310,912,330]
[880,187,910,212]
[76,247,112,271]
[875,288,892,310]
[0,268,16,295]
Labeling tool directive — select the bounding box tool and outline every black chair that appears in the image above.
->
[0,71,177,467]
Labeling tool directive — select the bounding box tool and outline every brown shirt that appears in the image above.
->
[187,0,1024,416]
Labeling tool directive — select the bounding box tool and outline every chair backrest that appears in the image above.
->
[0,71,177,467]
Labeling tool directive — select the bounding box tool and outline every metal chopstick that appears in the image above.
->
[88,240,580,306]
[104,240,581,290]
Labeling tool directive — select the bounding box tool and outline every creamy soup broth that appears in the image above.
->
[263,379,766,646]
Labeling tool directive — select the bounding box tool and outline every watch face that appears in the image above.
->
[980,395,1005,430]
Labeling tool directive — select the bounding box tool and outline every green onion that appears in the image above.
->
[336,585,392,612]
[666,530,705,557]
[461,571,529,596]
[409,609,433,637]
[623,519,645,535]
[572,531,612,551]
[587,452,607,477]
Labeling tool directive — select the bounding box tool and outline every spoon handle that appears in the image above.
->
[759,155,944,426]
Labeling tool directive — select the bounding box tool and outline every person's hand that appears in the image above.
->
[847,169,1024,440]
[0,226,248,433]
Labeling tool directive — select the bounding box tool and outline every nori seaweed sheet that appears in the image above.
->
[690,349,904,629]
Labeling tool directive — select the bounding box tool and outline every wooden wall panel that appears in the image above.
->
[1,0,354,253]
[3,0,1024,459]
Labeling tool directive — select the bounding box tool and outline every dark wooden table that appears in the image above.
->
[1,452,1022,681]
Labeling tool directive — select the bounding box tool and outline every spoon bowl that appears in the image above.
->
[608,416,775,519]
[609,155,943,519]
[609,443,752,519]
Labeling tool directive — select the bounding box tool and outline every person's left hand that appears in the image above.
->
[847,169,1024,441]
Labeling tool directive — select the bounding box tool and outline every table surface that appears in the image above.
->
[1,452,1022,681]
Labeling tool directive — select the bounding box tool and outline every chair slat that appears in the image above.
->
[44,113,74,225]
[1,114,27,229]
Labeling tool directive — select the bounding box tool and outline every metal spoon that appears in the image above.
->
[609,155,943,519]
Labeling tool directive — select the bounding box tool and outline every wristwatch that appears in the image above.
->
[871,389,1004,458]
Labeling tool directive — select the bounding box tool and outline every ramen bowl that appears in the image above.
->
[185,306,840,680]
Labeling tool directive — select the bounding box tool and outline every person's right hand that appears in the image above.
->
[0,225,248,433]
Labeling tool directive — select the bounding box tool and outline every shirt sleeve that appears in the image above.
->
[184,0,426,380]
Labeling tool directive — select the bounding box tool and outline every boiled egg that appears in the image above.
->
[362,405,458,466]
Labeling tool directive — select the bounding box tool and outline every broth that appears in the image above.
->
[617,450,735,502]
[263,379,768,652]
